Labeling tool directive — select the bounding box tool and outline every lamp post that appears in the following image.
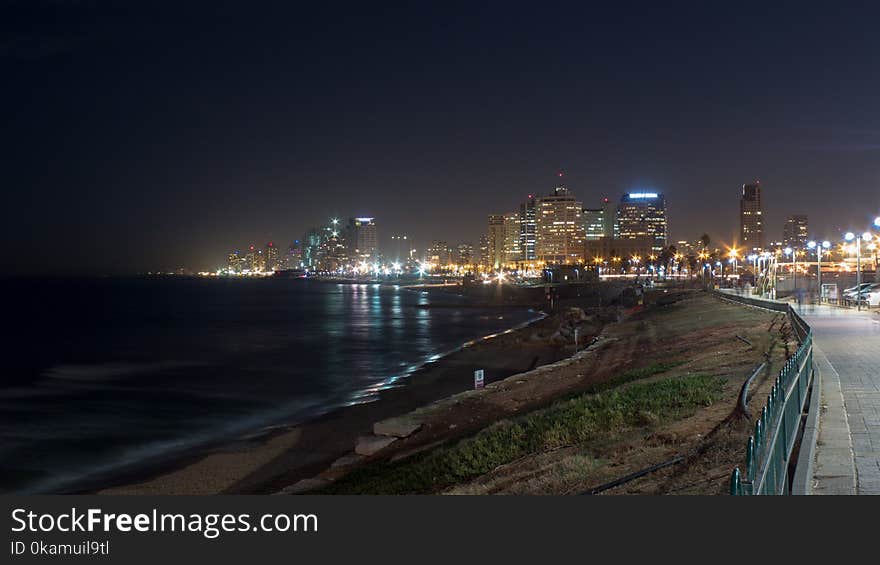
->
[875,217,880,282]
[783,247,794,292]
[846,231,873,311]
[807,240,831,303]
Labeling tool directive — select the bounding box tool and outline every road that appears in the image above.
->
[802,304,880,494]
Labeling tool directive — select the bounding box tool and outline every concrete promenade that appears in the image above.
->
[801,304,880,494]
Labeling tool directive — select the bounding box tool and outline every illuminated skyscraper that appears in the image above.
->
[583,207,605,240]
[302,228,323,269]
[782,215,808,248]
[226,251,242,273]
[503,211,522,264]
[535,185,585,265]
[478,235,490,269]
[740,182,764,252]
[602,197,616,238]
[245,245,258,271]
[616,192,668,253]
[265,242,279,271]
[487,214,505,269]
[456,242,474,267]
[519,194,537,261]
[346,217,378,261]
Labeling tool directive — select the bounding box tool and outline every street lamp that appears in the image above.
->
[807,240,831,302]
[845,231,872,311]
[784,246,798,291]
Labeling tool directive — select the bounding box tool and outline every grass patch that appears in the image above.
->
[321,373,724,494]
[582,361,685,394]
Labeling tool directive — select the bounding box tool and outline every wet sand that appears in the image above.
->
[99,312,571,495]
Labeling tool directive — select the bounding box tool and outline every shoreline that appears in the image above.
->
[92,307,564,495]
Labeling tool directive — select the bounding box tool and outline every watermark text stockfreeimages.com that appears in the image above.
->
[10,507,318,540]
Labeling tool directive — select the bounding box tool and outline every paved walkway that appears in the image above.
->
[801,304,880,494]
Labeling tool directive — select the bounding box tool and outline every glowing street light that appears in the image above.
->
[844,231,872,311]
[808,240,832,301]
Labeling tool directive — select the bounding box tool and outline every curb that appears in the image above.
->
[791,359,820,495]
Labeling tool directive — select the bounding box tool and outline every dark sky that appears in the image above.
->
[4,1,880,274]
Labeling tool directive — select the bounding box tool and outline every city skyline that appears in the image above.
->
[5,2,880,275]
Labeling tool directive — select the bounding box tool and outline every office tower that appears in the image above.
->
[226,251,242,273]
[583,207,605,240]
[782,215,808,248]
[317,230,347,272]
[301,228,324,269]
[456,242,474,266]
[519,194,537,261]
[616,192,668,253]
[478,234,490,269]
[535,185,586,265]
[602,197,616,238]
[503,211,522,264]
[740,182,764,252]
[265,242,279,271]
[346,217,378,262]
[487,214,506,269]
[254,249,267,272]
[245,245,257,271]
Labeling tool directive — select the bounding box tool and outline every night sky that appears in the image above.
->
[4,1,880,275]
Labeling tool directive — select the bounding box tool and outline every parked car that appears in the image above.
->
[856,283,880,307]
[842,282,874,299]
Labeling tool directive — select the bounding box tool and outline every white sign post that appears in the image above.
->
[474,369,484,390]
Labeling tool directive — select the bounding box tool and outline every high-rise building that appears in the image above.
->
[226,251,242,273]
[740,182,764,252]
[317,230,347,272]
[615,192,668,253]
[254,249,267,272]
[302,228,324,269]
[245,245,258,271]
[602,197,616,238]
[487,214,506,269]
[503,211,522,264]
[519,194,537,261]
[782,215,808,248]
[583,208,605,240]
[346,217,378,262]
[265,242,279,271]
[535,186,585,265]
[456,242,474,267]
[478,234,490,269]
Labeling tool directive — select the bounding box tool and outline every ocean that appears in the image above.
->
[0,277,540,494]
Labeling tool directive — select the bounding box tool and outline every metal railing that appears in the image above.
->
[714,291,815,495]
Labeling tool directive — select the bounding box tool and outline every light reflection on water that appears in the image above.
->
[1,277,540,494]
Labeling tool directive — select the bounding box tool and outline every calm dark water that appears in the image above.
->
[0,277,538,494]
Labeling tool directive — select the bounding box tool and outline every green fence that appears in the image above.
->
[715,291,814,495]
